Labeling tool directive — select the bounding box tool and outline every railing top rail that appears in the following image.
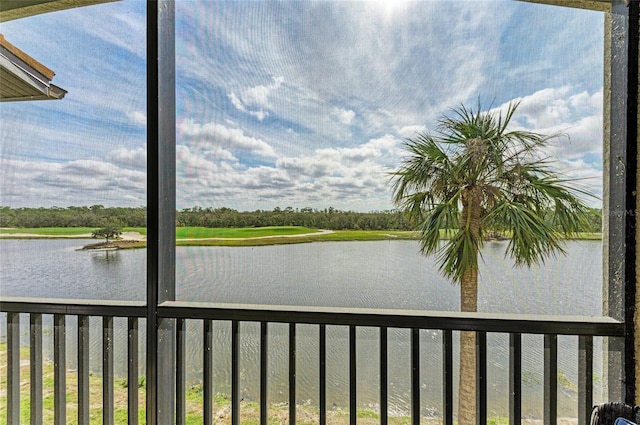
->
[159,301,624,336]
[0,297,146,317]
[0,296,624,336]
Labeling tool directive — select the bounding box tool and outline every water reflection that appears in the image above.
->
[91,250,121,264]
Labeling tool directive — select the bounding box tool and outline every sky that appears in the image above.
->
[0,0,605,211]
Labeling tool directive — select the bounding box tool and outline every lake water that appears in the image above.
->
[0,239,606,419]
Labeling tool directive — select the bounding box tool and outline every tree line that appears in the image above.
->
[0,205,602,232]
[0,205,147,228]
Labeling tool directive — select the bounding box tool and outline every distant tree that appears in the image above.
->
[92,224,122,243]
[391,101,594,425]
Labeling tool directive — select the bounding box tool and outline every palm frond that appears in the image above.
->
[436,228,480,281]
[418,201,460,255]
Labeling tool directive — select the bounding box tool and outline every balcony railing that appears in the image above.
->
[1,296,624,425]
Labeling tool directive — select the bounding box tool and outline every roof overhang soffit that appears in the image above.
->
[0,0,118,23]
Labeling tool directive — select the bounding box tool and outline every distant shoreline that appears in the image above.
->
[0,226,603,248]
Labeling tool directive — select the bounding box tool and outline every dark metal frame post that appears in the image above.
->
[543,334,558,425]
[147,0,176,423]
[625,0,639,405]
[579,336,594,424]
[30,313,42,425]
[605,0,631,402]
[6,313,19,425]
[509,333,521,425]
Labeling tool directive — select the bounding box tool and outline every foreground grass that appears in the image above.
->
[0,343,430,425]
[0,344,582,424]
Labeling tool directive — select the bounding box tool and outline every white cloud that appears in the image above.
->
[107,146,147,170]
[128,111,147,126]
[485,87,603,206]
[397,125,427,138]
[228,76,284,121]
[492,87,603,163]
[172,132,403,210]
[178,119,276,158]
[244,76,284,107]
[0,158,146,207]
[332,107,356,125]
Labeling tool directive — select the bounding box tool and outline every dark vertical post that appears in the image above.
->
[204,320,213,425]
[544,334,558,425]
[260,322,268,425]
[349,325,356,425]
[319,324,326,425]
[147,0,176,424]
[411,328,420,425]
[78,315,90,425]
[605,0,630,403]
[103,316,114,425]
[380,327,388,425]
[176,318,186,425]
[290,323,297,425]
[442,330,453,425]
[476,332,487,425]
[7,312,19,425]
[579,336,594,425]
[509,333,522,425]
[624,0,639,405]
[232,320,240,425]
[30,313,42,425]
[53,314,66,425]
[146,1,159,421]
[128,317,139,425]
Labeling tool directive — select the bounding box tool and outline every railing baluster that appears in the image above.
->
[78,315,90,425]
[349,325,356,425]
[54,314,66,425]
[30,313,42,425]
[380,327,388,425]
[476,332,487,424]
[103,316,114,425]
[232,320,240,425]
[7,312,20,425]
[128,317,139,425]
[411,328,420,425]
[290,323,297,425]
[176,318,185,425]
[203,319,213,425]
[509,333,522,425]
[544,334,558,425]
[260,321,268,425]
[579,335,594,425]
[442,330,453,425]
[319,324,326,425]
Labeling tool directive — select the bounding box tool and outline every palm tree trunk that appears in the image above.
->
[458,192,480,425]
[458,267,478,425]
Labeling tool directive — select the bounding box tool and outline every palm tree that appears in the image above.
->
[391,101,593,425]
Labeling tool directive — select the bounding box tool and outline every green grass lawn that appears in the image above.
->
[175,226,318,239]
[123,227,147,235]
[0,227,97,236]
[0,226,602,247]
[0,227,147,236]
